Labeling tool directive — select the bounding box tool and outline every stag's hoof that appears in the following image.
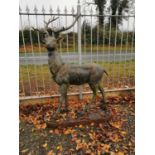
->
[100,99,105,104]
[52,114,58,119]
[100,105,107,111]
[52,111,60,119]
[83,104,90,112]
[61,109,69,113]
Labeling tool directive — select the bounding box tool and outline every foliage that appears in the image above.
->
[81,21,135,46]
[110,0,129,27]
[94,0,107,26]
[88,0,134,27]
[19,28,44,45]
[19,27,135,48]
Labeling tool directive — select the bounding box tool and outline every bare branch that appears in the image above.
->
[85,2,95,5]
[84,0,95,6]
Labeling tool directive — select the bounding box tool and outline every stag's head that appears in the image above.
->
[32,15,80,51]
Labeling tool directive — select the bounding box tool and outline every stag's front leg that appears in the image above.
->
[83,83,97,112]
[54,84,68,117]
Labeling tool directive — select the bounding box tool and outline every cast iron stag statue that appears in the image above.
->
[33,15,108,117]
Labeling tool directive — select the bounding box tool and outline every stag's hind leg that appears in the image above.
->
[98,83,106,110]
[64,86,69,112]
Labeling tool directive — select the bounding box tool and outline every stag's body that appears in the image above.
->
[48,47,107,115]
[48,50,105,86]
[33,15,108,116]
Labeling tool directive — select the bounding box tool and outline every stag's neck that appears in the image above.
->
[47,49,64,76]
[47,47,56,56]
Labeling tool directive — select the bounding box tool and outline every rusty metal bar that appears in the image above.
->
[20,87,135,101]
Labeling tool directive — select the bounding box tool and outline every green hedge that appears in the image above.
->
[19,26,135,46]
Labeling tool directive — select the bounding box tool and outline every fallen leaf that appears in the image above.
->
[64,128,75,135]
[76,143,83,150]
[79,124,83,128]
[101,144,110,153]
[21,148,29,153]
[97,150,101,155]
[75,139,81,144]
[117,151,125,155]
[110,152,116,155]
[110,121,123,129]
[89,133,93,140]
[109,133,120,142]
[85,149,92,154]
[49,130,53,134]
[54,129,60,134]
[42,143,48,148]
[47,150,54,155]
[57,145,63,151]
[91,122,94,126]
[41,123,47,129]
[121,131,127,136]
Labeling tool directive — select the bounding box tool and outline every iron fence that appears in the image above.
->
[19,1,135,100]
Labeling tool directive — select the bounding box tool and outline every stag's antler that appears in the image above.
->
[32,27,40,32]
[44,15,80,33]
[32,15,80,35]
[55,15,80,33]
[44,16,59,30]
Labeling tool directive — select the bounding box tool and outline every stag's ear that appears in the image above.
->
[32,27,40,32]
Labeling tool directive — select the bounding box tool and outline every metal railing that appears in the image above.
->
[19,1,135,100]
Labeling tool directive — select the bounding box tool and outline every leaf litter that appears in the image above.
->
[20,93,135,154]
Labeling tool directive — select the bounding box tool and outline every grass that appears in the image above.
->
[19,60,135,81]
[19,60,135,96]
[19,44,135,53]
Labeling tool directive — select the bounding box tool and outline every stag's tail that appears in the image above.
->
[104,69,108,76]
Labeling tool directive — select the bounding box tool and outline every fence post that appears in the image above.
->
[77,0,82,99]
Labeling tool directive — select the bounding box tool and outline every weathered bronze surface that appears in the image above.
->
[33,16,108,117]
